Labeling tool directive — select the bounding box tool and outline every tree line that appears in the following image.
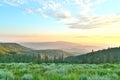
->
[0,52,64,63]
[65,47,120,64]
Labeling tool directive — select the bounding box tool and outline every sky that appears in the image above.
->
[0,0,120,47]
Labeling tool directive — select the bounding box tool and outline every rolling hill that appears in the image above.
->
[0,43,73,57]
[0,43,32,54]
[1,42,120,63]
[65,47,120,63]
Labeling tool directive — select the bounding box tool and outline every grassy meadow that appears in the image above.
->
[0,63,120,80]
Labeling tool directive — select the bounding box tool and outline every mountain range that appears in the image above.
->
[20,41,103,55]
[0,42,120,63]
[0,43,73,57]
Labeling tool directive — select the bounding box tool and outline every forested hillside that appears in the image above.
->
[1,43,120,64]
[65,47,120,63]
[0,43,72,63]
[24,49,73,57]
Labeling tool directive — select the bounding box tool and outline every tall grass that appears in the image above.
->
[0,63,119,80]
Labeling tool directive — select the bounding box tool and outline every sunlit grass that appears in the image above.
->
[0,63,120,80]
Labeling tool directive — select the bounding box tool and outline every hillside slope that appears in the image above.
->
[0,43,32,54]
[0,43,73,57]
[65,47,120,63]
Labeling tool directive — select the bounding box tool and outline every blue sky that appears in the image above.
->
[0,4,64,35]
[0,0,120,46]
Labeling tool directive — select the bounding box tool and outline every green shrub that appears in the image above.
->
[106,73,119,79]
[0,69,14,80]
[22,74,33,80]
[80,75,89,80]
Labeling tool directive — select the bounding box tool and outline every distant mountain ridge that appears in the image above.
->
[20,41,102,55]
[21,41,82,49]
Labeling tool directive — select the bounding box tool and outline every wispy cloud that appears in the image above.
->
[3,0,26,6]
[69,15,120,29]
[35,0,61,18]
[74,0,107,15]
[23,8,33,14]
[1,0,120,29]
[52,11,79,24]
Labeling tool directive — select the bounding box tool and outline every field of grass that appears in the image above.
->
[0,63,120,80]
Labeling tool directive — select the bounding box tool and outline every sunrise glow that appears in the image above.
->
[0,0,120,47]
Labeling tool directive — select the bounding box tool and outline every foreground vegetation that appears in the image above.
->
[0,63,120,80]
[0,43,120,80]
